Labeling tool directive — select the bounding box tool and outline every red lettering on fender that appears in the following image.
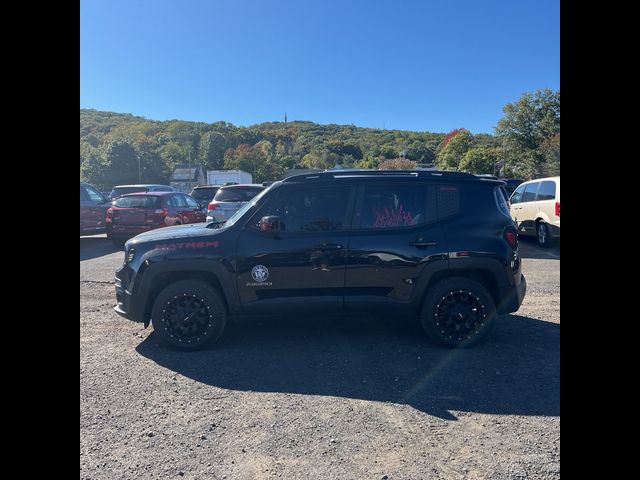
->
[154,240,219,250]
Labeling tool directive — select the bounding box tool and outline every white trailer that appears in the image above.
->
[206,170,253,186]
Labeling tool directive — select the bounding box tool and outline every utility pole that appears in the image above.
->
[188,150,192,192]
[137,153,141,183]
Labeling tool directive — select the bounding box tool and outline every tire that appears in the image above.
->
[536,221,553,248]
[420,277,497,348]
[150,279,227,350]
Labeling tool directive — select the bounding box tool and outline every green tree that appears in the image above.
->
[495,89,560,178]
[539,133,560,176]
[435,129,475,170]
[379,158,417,170]
[459,146,498,174]
[199,131,226,170]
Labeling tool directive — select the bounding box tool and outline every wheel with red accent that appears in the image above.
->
[150,280,227,350]
[420,277,497,348]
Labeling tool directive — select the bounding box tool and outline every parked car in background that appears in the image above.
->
[108,184,178,201]
[206,184,266,223]
[509,177,560,247]
[503,179,525,197]
[106,192,206,245]
[80,182,112,235]
[189,185,220,212]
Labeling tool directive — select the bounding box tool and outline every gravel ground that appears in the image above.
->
[80,235,559,480]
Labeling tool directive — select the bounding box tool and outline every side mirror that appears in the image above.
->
[259,215,281,233]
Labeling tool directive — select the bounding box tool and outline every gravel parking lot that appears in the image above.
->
[80,235,559,480]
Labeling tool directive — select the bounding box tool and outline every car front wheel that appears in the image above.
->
[150,279,227,350]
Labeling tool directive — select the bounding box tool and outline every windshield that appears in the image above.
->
[223,184,274,227]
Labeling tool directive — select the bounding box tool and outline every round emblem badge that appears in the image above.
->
[251,265,269,283]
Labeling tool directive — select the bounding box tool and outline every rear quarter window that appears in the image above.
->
[536,181,556,200]
[436,185,460,219]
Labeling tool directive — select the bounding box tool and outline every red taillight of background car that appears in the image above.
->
[154,208,169,221]
[555,202,560,217]
[504,228,518,249]
[208,202,219,211]
[106,208,113,222]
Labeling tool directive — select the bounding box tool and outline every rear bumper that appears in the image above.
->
[497,274,527,314]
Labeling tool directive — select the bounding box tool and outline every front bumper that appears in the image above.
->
[114,266,146,323]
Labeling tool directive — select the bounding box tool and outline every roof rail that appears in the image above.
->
[283,169,477,182]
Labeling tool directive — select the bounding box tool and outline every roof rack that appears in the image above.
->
[283,169,477,182]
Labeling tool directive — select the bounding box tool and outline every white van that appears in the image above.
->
[509,177,560,247]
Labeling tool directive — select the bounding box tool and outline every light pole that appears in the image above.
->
[137,154,141,183]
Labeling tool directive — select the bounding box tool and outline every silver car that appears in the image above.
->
[206,184,265,223]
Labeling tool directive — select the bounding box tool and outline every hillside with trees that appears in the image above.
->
[80,89,559,190]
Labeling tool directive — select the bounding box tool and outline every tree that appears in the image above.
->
[495,88,560,178]
[199,131,226,170]
[435,129,475,170]
[354,155,382,169]
[459,146,498,175]
[539,133,560,176]
[378,158,417,170]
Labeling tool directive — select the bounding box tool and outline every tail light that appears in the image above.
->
[154,208,168,220]
[106,208,113,222]
[208,202,219,211]
[504,228,518,249]
[555,202,560,217]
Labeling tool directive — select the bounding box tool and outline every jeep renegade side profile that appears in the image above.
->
[114,171,526,350]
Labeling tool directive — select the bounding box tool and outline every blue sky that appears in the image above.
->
[80,0,559,134]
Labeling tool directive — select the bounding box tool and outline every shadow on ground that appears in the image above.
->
[80,236,122,261]
[518,236,560,260]
[136,314,559,420]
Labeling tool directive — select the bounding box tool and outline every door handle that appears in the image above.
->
[410,239,438,248]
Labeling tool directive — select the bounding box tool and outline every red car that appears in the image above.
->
[106,192,206,244]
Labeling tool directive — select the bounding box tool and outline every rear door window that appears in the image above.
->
[356,184,429,229]
[522,183,539,202]
[536,181,556,200]
[172,195,188,208]
[183,195,200,208]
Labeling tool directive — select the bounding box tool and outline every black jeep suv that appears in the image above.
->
[114,170,526,350]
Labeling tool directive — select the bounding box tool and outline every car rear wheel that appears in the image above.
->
[420,277,497,348]
[150,280,227,350]
[536,221,553,248]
